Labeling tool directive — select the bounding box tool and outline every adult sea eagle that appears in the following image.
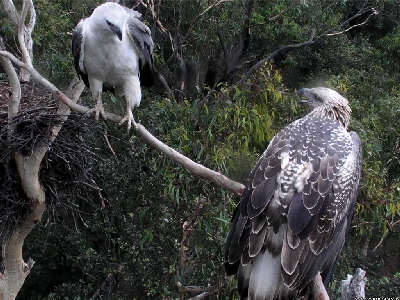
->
[72,2,154,130]
[225,87,362,299]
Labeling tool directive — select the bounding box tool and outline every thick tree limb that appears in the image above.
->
[71,97,246,194]
[0,47,44,300]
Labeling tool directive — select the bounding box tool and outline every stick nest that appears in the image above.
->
[0,80,104,263]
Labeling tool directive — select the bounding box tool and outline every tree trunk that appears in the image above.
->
[19,30,33,82]
[0,153,45,300]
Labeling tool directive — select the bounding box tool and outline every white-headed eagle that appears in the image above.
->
[72,2,154,130]
[224,87,362,299]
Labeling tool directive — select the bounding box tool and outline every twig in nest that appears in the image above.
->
[104,129,116,156]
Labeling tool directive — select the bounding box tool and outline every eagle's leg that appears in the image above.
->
[94,91,106,121]
[86,91,106,120]
[119,78,140,131]
[87,80,107,120]
[118,105,134,131]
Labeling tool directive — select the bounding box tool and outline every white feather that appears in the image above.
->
[249,251,281,300]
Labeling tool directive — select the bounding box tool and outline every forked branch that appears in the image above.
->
[231,6,378,90]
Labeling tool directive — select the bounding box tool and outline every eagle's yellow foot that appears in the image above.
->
[86,102,107,121]
[119,110,134,131]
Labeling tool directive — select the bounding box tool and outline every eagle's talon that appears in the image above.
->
[86,103,106,121]
[94,102,106,121]
[119,110,134,131]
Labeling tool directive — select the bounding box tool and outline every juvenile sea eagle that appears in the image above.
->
[72,2,154,130]
[225,87,362,299]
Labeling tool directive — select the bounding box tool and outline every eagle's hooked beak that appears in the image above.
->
[297,88,311,104]
[106,20,122,41]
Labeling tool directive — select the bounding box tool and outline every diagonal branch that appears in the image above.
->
[321,7,378,37]
[231,29,316,90]
[230,6,378,91]
[0,49,245,196]
[57,90,246,195]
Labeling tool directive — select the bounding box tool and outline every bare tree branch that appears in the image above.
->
[0,50,59,92]
[18,0,34,69]
[1,0,20,25]
[2,0,36,82]
[156,72,174,98]
[230,6,378,91]
[322,7,378,37]
[371,218,400,253]
[104,130,117,157]
[0,37,21,125]
[231,29,317,90]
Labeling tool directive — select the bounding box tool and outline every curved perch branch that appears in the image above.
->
[0,48,245,195]
[56,91,245,195]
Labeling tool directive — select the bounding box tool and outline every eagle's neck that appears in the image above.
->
[309,104,351,129]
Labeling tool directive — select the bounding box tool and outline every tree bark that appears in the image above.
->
[0,31,83,298]
[341,268,366,300]
[0,77,84,300]
[1,0,35,82]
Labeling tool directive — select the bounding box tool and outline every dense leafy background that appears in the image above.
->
[1,0,399,299]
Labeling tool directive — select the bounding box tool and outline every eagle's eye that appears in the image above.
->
[311,93,322,102]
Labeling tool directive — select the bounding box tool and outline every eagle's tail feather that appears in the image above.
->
[246,251,281,300]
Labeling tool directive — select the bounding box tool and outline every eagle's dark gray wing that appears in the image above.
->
[225,116,361,294]
[281,130,362,290]
[126,13,154,87]
[72,20,90,88]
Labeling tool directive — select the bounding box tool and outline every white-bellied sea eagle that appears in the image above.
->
[224,87,362,299]
[72,2,154,130]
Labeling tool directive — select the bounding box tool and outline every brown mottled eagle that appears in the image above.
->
[224,87,362,299]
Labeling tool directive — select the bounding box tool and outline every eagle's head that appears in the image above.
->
[298,87,351,128]
[89,3,129,41]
